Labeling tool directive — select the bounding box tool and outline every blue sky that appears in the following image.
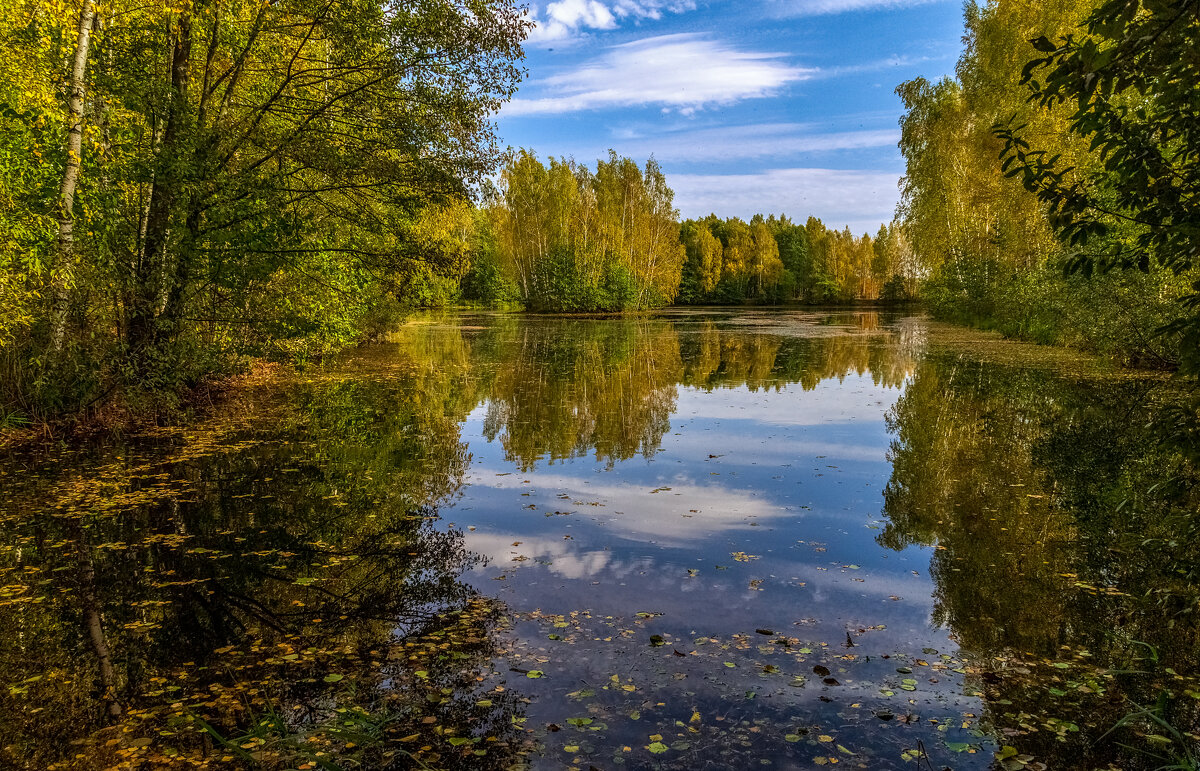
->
[495,0,964,234]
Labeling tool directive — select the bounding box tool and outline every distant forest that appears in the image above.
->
[447,150,918,313]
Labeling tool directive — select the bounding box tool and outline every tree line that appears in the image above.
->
[675,214,917,305]
[896,0,1200,371]
[10,0,1196,422]
[477,150,685,312]
[450,152,919,310]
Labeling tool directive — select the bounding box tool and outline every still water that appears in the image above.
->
[2,311,1198,770]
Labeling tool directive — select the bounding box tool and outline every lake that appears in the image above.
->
[2,310,1198,770]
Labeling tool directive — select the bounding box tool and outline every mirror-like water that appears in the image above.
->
[2,310,1198,770]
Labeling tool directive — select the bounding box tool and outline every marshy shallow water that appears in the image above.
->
[3,310,1199,770]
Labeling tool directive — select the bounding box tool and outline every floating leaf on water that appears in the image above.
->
[648,742,669,754]
[526,670,544,679]
[323,674,343,683]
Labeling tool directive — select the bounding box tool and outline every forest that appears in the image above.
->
[456,151,919,311]
[896,0,1200,371]
[1,0,1198,421]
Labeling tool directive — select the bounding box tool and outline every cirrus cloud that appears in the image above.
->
[504,34,814,116]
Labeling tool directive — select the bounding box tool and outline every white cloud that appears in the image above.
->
[526,0,697,43]
[466,532,616,579]
[611,0,698,18]
[466,467,788,544]
[669,168,901,234]
[528,0,618,42]
[770,0,946,16]
[505,34,813,116]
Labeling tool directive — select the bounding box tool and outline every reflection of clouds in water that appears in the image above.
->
[678,432,888,465]
[466,532,614,579]
[676,379,897,426]
[790,562,935,607]
[466,469,786,544]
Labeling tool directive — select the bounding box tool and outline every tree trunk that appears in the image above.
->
[49,0,97,352]
[131,11,193,354]
[74,524,122,719]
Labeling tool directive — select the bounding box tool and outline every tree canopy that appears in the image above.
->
[0,0,528,416]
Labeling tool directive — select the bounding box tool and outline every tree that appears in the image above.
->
[0,0,529,416]
[996,0,1200,371]
[748,220,784,300]
[488,151,685,312]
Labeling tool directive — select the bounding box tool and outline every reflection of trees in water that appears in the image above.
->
[480,320,683,470]
[0,357,527,769]
[0,314,926,768]
[881,357,1200,769]
[462,316,919,470]
[681,320,918,392]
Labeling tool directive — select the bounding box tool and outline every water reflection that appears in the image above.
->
[458,311,919,471]
[0,359,526,769]
[2,310,1196,770]
[882,355,1200,770]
